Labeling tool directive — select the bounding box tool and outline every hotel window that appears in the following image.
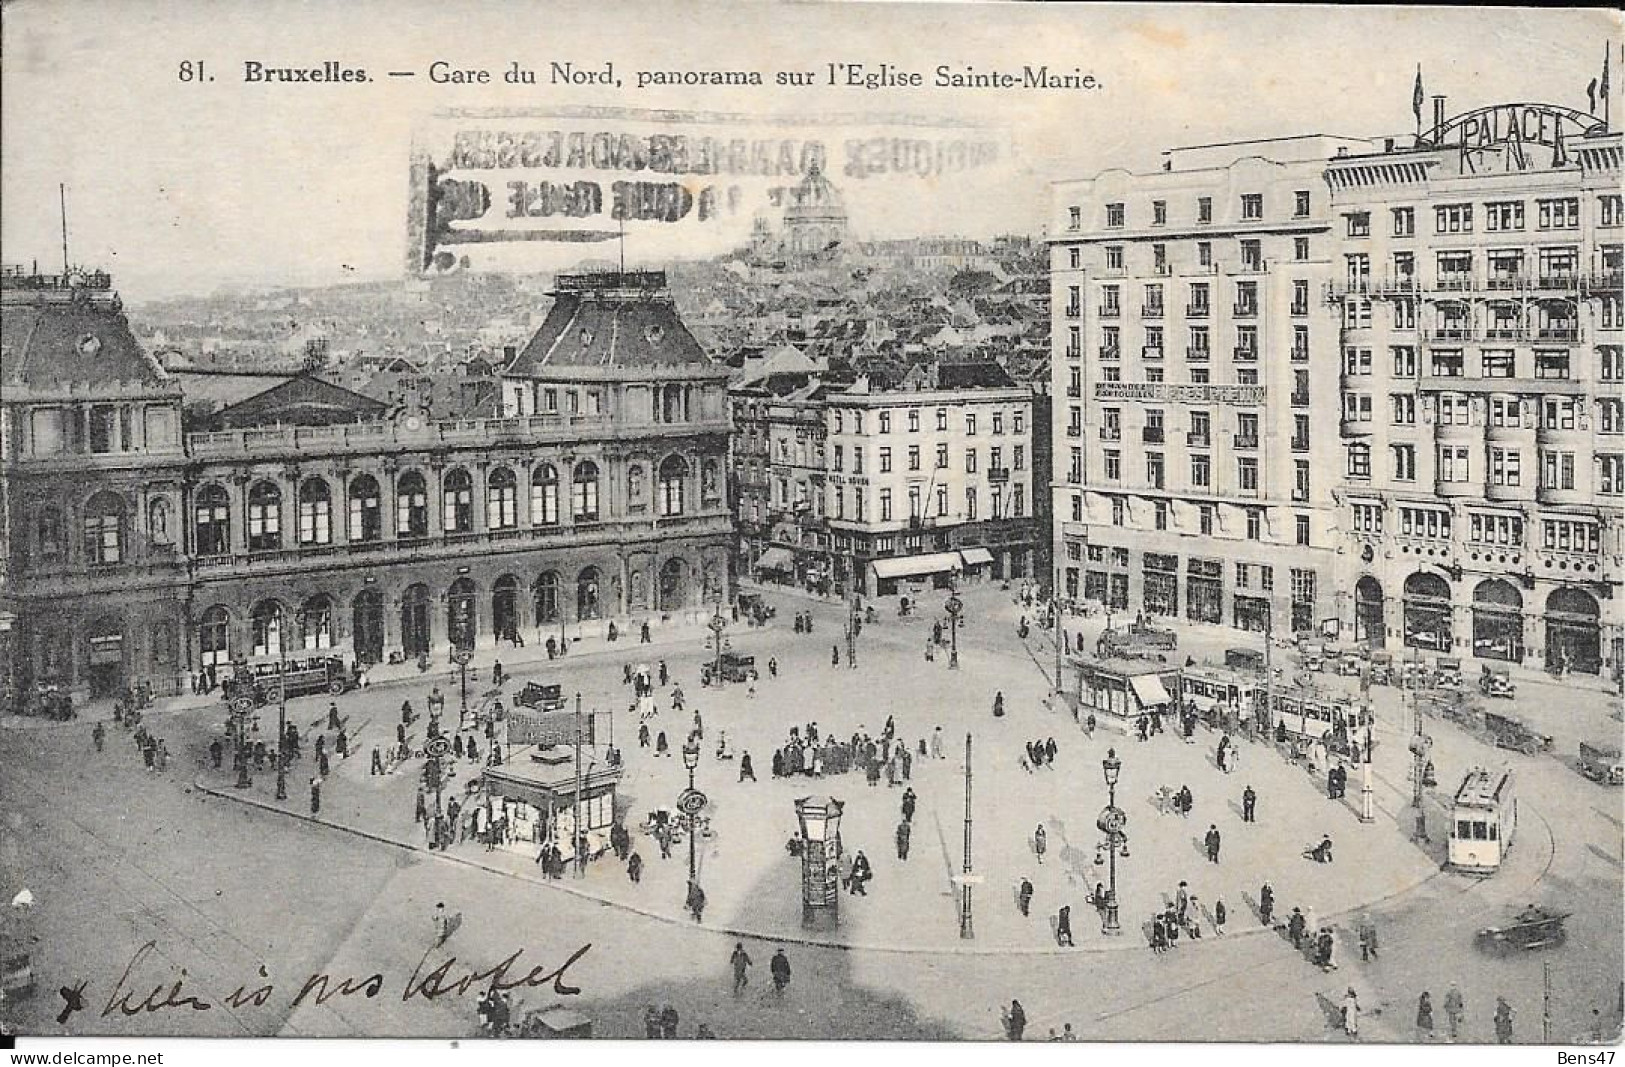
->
[1068,447,1082,483]
[964,487,977,520]
[1600,398,1624,434]
[832,410,844,433]
[964,448,977,473]
[1106,497,1124,526]
[878,411,891,433]
[1481,202,1525,234]
[1154,501,1168,530]
[1489,448,1522,487]
[1144,283,1164,315]
[1294,237,1310,262]
[1344,299,1371,329]
[1241,193,1263,220]
[1072,497,1084,524]
[1290,279,1309,315]
[1146,368,1165,383]
[1197,197,1212,224]
[1436,250,1474,286]
[1543,397,1578,430]
[1435,204,1473,234]
[1352,503,1383,534]
[1199,505,1214,535]
[965,412,977,436]
[1537,246,1578,281]
[1295,190,1312,218]
[879,447,892,473]
[1068,247,1081,269]
[1152,243,1168,273]
[1481,351,1515,378]
[1184,326,1204,355]
[907,445,920,472]
[1105,202,1124,228]
[1602,347,1625,381]
[1236,368,1257,385]
[936,443,948,469]
[833,445,844,472]
[853,488,866,521]
[1102,366,1121,382]
[1103,450,1121,480]
[1066,286,1080,317]
[1343,347,1372,375]
[1245,509,1263,541]
[908,409,920,432]
[936,485,949,516]
[1013,410,1024,434]
[1347,443,1371,478]
[1489,397,1521,428]
[1602,195,1624,227]
[1343,394,1372,422]
[1392,207,1415,237]
[1392,444,1416,482]
[1534,350,1570,379]
[1197,241,1212,267]
[1292,325,1310,361]
[1239,239,1262,271]
[1147,453,1165,489]
[1345,212,1370,237]
[990,446,1003,473]
[1068,325,1082,358]
[1188,282,1210,315]
[1191,453,1211,488]
[853,447,864,474]
[879,489,892,522]
[1391,394,1416,424]
[1469,513,1522,546]
[1537,198,1580,230]
[1069,206,1081,230]
[1295,515,1311,546]
[1105,246,1124,270]
[1602,455,1624,495]
[936,408,948,430]
[1430,349,1464,377]
[1014,445,1025,471]
[1238,456,1259,491]
[992,411,1005,435]
[1438,445,1471,483]
[1152,200,1167,226]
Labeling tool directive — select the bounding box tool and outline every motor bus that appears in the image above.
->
[1447,766,1516,875]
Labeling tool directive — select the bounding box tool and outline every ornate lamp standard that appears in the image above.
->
[273,606,309,802]
[1098,747,1125,935]
[794,796,844,931]
[707,603,727,688]
[846,597,858,669]
[448,646,473,738]
[1409,700,1433,843]
[680,737,706,918]
[944,591,964,671]
[230,695,255,789]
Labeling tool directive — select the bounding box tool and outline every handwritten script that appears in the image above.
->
[61,939,591,1024]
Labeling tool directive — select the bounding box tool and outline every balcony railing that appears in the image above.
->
[1234,434,1260,449]
[1435,274,1475,292]
[987,467,1010,483]
[1233,346,1258,362]
[1185,346,1210,362]
[1099,346,1121,361]
[1290,302,1309,316]
[1142,345,1164,360]
[1290,391,1310,406]
[1067,425,1083,438]
[1535,274,1579,291]
[1152,264,1172,276]
[1483,327,1530,341]
[1186,431,1211,447]
[1536,326,1580,342]
[1237,260,1267,275]
[1186,303,1210,318]
[1485,274,1525,291]
[1141,305,1165,319]
[1291,344,1310,361]
[1232,302,1258,318]
[1098,305,1121,319]
[1064,346,1082,360]
[1142,427,1165,444]
[1291,435,1310,452]
[1421,326,1472,342]
[1099,426,1122,441]
[1582,270,1623,293]
[1065,386,1082,398]
[1065,304,1081,318]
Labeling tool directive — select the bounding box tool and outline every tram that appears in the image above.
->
[1266,687,1374,756]
[1447,766,1517,875]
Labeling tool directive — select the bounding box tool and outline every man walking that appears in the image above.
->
[1260,881,1275,926]
[1018,878,1034,917]
[1242,784,1257,822]
[901,787,917,823]
[1034,824,1047,865]
[896,819,911,861]
[1056,905,1074,947]
[770,949,791,996]
[1204,824,1222,863]
[1443,984,1465,1042]
[729,942,752,995]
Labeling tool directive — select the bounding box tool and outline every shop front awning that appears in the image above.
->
[958,547,995,567]
[1129,673,1172,708]
[755,547,795,572]
[871,552,964,582]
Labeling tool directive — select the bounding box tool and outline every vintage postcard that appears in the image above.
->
[1,1,1621,1057]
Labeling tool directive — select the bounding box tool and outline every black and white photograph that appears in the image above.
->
[1,1,1621,1058]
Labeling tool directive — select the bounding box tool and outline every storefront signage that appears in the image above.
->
[1094,382,1266,406]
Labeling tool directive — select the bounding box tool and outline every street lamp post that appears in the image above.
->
[1358,664,1375,824]
[707,604,726,689]
[231,695,254,789]
[960,732,974,939]
[944,591,964,671]
[1098,747,1125,935]
[846,597,858,669]
[1409,690,1433,843]
[681,738,705,920]
[450,646,473,737]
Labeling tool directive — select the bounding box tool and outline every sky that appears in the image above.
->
[2,1,1617,302]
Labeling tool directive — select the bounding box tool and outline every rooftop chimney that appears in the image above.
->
[1433,95,1447,132]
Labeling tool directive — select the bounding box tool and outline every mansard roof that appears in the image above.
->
[1,274,173,397]
[507,271,723,379]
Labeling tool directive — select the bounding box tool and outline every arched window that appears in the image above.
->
[443,468,474,534]
[396,471,429,538]
[301,594,334,649]
[352,589,385,664]
[83,491,126,565]
[34,505,64,562]
[199,606,231,667]
[250,600,286,658]
[400,583,432,657]
[487,467,518,530]
[348,475,382,543]
[298,478,332,545]
[533,571,561,624]
[531,464,560,526]
[492,575,521,642]
[577,566,602,620]
[194,484,231,556]
[659,455,688,517]
[572,461,600,522]
[247,480,283,550]
[659,557,687,610]
[448,577,477,649]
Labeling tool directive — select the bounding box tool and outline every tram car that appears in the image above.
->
[1447,766,1516,875]
[1267,688,1374,756]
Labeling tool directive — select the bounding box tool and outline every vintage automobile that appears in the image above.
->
[1478,665,1516,699]
[1578,740,1624,786]
[221,656,357,706]
[1483,710,1555,756]
[1433,656,1464,688]
[1477,904,1569,952]
[1224,647,1266,674]
[1125,617,1178,650]
[701,651,757,686]
[1295,640,1326,672]
[1333,650,1366,677]
[1368,651,1396,687]
[515,681,567,712]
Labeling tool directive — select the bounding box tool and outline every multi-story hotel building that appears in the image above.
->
[2,268,733,706]
[1325,99,1622,677]
[825,365,1040,596]
[1051,136,1364,634]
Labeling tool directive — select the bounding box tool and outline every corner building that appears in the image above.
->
[1051,137,1361,634]
[1324,103,1622,676]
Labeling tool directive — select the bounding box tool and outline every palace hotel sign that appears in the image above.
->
[1421,103,1608,172]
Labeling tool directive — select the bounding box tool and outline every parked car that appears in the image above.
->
[1478,665,1516,699]
[1433,656,1463,688]
[1578,740,1624,785]
[515,681,567,712]
[701,651,757,685]
[1225,648,1266,673]
[1483,710,1554,756]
